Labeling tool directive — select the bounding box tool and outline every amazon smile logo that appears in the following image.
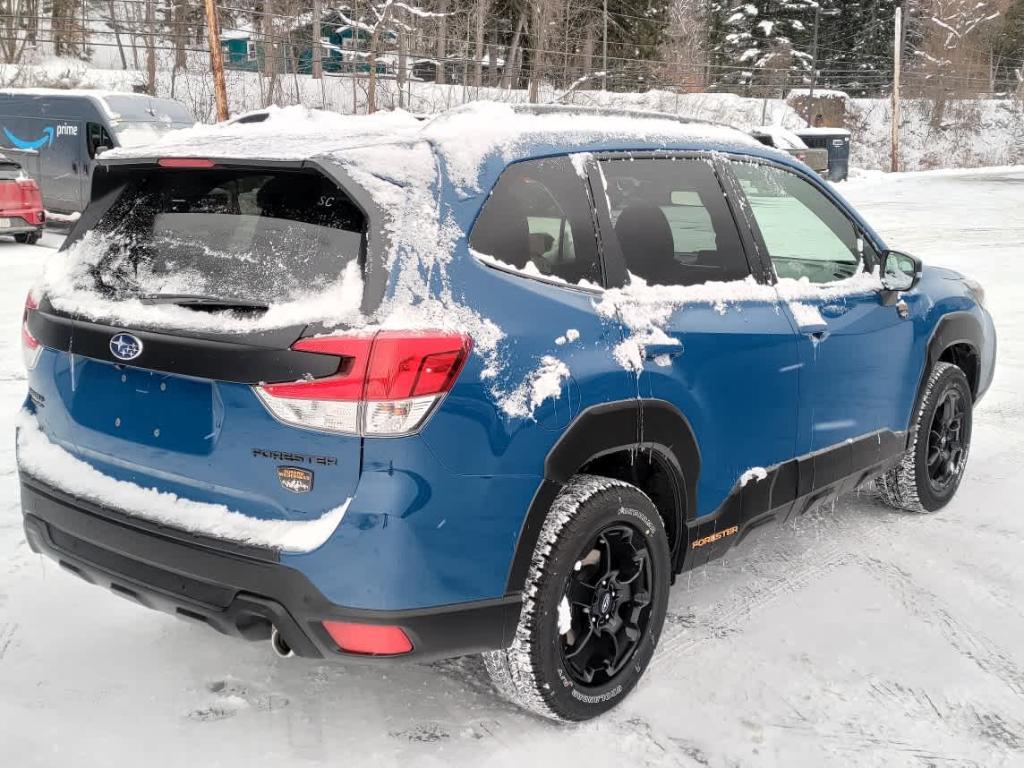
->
[2,122,78,151]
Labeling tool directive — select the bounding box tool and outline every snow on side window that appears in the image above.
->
[469,156,603,287]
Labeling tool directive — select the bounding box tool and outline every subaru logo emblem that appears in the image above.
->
[110,332,143,362]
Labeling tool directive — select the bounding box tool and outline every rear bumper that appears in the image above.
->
[19,475,521,662]
[0,214,43,234]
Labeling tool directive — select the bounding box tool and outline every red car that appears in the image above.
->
[0,152,44,244]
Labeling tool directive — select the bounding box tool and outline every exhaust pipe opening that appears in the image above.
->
[270,626,294,658]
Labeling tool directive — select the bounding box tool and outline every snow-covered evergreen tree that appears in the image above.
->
[708,1,819,92]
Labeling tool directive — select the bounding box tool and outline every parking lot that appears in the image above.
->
[1,168,1021,767]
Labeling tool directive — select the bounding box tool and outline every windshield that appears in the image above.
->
[89,169,366,306]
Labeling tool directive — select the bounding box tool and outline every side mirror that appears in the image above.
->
[881,249,922,293]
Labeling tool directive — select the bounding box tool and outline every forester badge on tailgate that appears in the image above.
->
[277,466,313,494]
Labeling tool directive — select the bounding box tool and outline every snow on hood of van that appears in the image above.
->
[103,105,423,162]
[16,411,348,553]
[419,101,762,191]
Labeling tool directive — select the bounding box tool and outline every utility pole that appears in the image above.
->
[203,0,230,120]
[312,0,323,79]
[145,0,156,95]
[891,5,902,172]
[601,0,608,92]
[805,2,821,127]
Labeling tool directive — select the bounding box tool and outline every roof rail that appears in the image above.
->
[505,103,736,132]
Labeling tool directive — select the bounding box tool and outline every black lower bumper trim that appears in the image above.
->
[20,477,521,662]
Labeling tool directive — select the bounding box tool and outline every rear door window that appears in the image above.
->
[90,169,366,305]
[598,158,749,287]
[469,156,602,286]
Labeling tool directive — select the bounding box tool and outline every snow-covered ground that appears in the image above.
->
[1,169,1022,766]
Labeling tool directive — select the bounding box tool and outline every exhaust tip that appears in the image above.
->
[270,626,294,658]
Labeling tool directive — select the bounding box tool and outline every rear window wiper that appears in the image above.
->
[137,293,269,313]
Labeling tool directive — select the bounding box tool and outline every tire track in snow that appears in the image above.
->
[652,541,855,671]
[867,679,1024,753]
[762,720,987,767]
[859,556,1024,703]
[0,621,18,661]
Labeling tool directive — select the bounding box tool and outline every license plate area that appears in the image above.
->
[70,362,219,455]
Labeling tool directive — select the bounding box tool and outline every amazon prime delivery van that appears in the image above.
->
[0,89,194,214]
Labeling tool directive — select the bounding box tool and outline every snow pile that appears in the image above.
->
[497,356,571,420]
[557,596,573,635]
[596,271,882,372]
[555,329,580,346]
[739,466,768,487]
[15,411,347,553]
[472,248,603,292]
[787,88,850,101]
[787,301,826,329]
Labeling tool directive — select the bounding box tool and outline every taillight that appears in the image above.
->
[255,331,472,436]
[22,291,41,371]
[322,620,413,655]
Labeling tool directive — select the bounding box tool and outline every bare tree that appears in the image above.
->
[0,0,41,63]
[340,1,446,113]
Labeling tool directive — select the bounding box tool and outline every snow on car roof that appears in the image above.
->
[101,102,767,189]
[103,105,424,162]
[419,102,762,189]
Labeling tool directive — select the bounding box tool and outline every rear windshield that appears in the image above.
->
[0,161,20,180]
[89,169,366,305]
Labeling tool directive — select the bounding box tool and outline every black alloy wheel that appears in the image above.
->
[927,388,967,493]
[560,524,653,687]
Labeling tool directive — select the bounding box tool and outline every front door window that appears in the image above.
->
[730,162,877,283]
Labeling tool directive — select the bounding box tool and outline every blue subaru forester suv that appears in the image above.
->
[17,104,996,721]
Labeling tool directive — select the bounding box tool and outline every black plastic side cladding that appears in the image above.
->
[683,429,907,570]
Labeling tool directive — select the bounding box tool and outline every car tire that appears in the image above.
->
[877,362,973,513]
[14,232,41,245]
[483,474,671,722]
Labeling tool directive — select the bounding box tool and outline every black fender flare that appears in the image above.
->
[920,311,985,398]
[503,399,700,594]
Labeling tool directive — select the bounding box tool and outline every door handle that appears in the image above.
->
[643,343,684,360]
[819,303,848,319]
